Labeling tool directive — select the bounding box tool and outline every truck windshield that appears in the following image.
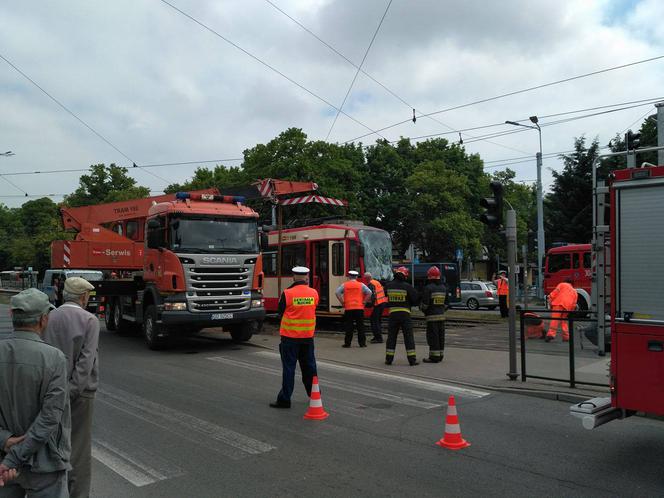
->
[170,216,259,254]
[358,229,393,281]
[68,272,103,281]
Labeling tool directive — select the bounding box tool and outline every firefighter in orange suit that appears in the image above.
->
[493,270,509,318]
[364,272,388,344]
[335,270,372,348]
[270,266,319,409]
[546,279,578,342]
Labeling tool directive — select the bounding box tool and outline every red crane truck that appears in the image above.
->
[571,155,664,428]
[51,190,265,349]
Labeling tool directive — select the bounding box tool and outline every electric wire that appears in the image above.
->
[0,53,171,186]
[159,0,386,140]
[343,54,664,144]
[325,0,392,141]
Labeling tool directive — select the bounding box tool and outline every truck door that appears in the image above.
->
[329,241,345,315]
[544,251,572,295]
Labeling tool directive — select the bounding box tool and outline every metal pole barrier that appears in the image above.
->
[507,209,518,380]
[519,310,526,382]
[569,315,576,388]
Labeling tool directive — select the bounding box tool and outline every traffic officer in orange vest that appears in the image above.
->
[363,272,388,344]
[335,270,372,348]
[270,266,319,409]
[546,279,578,342]
[420,266,447,363]
[493,270,509,318]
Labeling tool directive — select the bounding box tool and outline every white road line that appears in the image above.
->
[92,439,171,487]
[97,386,275,460]
[207,356,440,409]
[252,351,490,398]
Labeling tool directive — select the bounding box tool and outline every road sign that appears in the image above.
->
[455,248,463,261]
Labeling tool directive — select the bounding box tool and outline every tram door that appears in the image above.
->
[328,240,346,314]
[311,241,329,310]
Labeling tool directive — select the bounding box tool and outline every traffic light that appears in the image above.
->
[625,130,641,151]
[480,181,504,228]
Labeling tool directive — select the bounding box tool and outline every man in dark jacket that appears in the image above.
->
[420,266,447,363]
[384,266,419,366]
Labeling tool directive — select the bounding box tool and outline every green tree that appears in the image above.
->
[545,136,600,245]
[64,164,150,207]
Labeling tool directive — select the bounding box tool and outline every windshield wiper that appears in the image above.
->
[173,248,209,254]
[214,248,257,254]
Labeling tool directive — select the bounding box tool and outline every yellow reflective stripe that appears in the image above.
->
[389,307,411,313]
[281,318,316,325]
[280,325,315,331]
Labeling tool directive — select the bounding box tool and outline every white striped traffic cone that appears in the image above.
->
[303,376,329,420]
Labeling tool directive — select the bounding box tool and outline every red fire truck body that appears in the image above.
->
[609,165,664,416]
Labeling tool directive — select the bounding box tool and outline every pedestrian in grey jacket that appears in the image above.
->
[43,277,98,498]
[0,288,71,497]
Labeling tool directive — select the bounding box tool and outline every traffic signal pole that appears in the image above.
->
[506,209,518,380]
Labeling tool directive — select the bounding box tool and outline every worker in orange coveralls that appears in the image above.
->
[546,279,578,342]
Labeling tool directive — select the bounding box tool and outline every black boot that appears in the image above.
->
[422,358,437,363]
[269,400,291,409]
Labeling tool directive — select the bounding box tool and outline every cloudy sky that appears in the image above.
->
[1,0,663,207]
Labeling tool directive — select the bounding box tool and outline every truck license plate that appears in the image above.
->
[211,313,233,320]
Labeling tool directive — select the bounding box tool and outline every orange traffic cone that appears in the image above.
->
[435,395,470,450]
[303,376,329,420]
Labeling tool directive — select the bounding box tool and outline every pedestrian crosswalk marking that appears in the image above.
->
[253,351,490,398]
[97,386,276,460]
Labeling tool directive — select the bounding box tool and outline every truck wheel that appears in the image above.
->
[104,300,117,331]
[144,305,169,350]
[229,321,261,343]
[467,298,480,310]
[114,300,137,336]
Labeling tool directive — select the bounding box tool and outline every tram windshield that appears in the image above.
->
[358,229,393,281]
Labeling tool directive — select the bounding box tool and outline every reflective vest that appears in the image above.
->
[496,278,509,296]
[370,279,387,305]
[342,279,365,310]
[549,282,577,310]
[279,285,319,338]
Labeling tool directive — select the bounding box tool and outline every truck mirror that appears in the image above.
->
[147,219,161,230]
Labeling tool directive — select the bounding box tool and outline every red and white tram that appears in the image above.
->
[262,220,393,316]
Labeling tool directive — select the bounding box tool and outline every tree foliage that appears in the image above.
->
[64,163,150,207]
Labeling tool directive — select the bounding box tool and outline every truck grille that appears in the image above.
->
[184,265,253,313]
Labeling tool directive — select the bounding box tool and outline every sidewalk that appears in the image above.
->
[252,330,610,403]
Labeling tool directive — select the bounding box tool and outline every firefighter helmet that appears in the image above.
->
[426,266,441,280]
[394,266,409,278]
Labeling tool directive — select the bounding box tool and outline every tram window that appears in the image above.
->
[282,244,306,272]
[349,240,360,272]
[332,242,344,276]
[573,253,580,269]
[263,252,277,276]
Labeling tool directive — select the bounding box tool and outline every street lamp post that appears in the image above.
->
[505,117,545,299]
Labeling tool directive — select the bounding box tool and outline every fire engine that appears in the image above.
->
[571,146,664,428]
[50,190,265,349]
[543,243,592,311]
[261,219,393,316]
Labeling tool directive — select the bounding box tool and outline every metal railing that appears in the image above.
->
[518,308,609,389]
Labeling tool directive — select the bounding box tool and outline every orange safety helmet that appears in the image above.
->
[394,266,409,278]
[426,266,441,280]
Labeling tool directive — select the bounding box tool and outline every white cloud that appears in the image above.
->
[0,0,663,206]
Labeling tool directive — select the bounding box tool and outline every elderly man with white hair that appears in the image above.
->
[44,277,99,498]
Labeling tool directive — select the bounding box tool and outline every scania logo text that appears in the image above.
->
[201,256,239,264]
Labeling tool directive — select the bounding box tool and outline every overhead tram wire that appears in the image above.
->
[0,53,171,187]
[325,0,392,141]
[0,157,245,178]
[158,0,386,140]
[265,0,528,154]
[343,54,664,144]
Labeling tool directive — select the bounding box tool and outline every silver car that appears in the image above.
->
[459,280,498,310]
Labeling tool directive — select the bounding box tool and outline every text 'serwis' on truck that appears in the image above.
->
[50,190,265,350]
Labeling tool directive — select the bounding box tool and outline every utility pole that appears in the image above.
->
[522,244,528,311]
[657,102,664,165]
[535,150,545,299]
[506,209,518,380]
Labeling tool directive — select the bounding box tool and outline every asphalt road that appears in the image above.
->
[2,306,662,497]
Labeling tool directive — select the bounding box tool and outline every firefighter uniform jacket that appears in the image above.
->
[384,279,419,314]
[421,282,447,321]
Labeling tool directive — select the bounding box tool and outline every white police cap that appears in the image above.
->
[292,266,310,275]
[348,270,359,277]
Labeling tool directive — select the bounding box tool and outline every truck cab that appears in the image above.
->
[543,243,592,310]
